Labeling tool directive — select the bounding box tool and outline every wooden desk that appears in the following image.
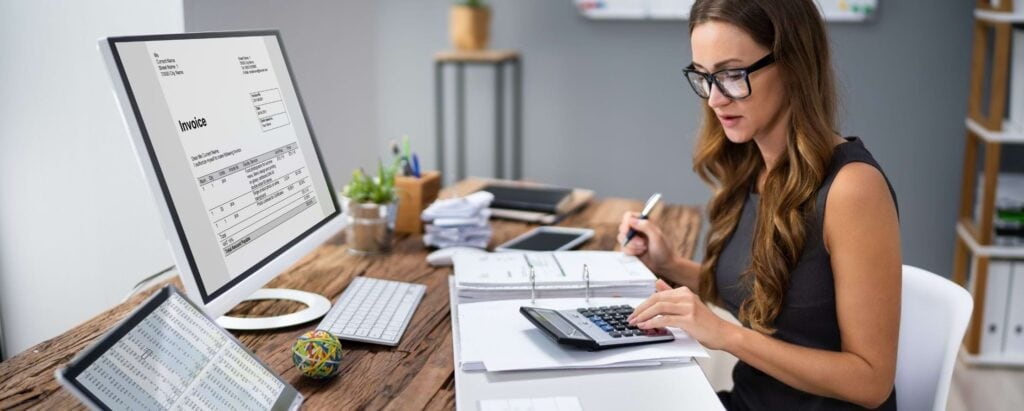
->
[0,187,701,410]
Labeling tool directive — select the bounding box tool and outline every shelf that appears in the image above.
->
[975,8,1024,23]
[957,222,1024,258]
[965,118,1024,144]
[959,346,1024,367]
[434,50,520,63]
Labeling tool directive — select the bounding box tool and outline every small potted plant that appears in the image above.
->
[341,160,399,255]
[450,0,490,51]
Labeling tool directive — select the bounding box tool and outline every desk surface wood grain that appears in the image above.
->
[0,182,701,410]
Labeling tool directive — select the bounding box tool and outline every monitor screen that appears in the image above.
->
[107,32,338,303]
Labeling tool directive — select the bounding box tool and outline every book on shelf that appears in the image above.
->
[975,173,1024,246]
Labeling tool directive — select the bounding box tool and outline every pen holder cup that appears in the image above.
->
[394,170,441,235]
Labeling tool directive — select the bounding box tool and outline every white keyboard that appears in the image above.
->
[317,276,426,346]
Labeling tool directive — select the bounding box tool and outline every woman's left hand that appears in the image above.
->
[628,279,736,351]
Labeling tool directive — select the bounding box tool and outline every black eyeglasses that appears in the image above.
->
[682,54,775,100]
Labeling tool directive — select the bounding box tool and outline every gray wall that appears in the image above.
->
[376,0,975,276]
[0,0,181,358]
[182,0,978,275]
[185,0,379,187]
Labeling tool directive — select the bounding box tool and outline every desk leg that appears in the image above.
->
[512,58,523,180]
[495,62,505,179]
[435,61,445,183]
[456,63,466,181]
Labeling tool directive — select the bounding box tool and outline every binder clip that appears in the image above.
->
[583,264,591,304]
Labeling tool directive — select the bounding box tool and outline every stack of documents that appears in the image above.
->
[422,191,494,249]
[452,251,657,301]
[454,296,708,372]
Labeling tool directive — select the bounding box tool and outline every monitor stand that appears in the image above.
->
[215,288,331,331]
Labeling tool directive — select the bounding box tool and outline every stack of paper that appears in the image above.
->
[452,251,657,301]
[455,297,708,372]
[422,191,494,249]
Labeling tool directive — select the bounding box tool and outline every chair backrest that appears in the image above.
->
[895,264,973,411]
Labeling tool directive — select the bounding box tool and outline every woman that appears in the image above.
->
[618,0,901,409]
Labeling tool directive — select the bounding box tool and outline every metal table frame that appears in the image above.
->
[434,51,522,182]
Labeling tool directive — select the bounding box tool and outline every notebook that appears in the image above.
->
[480,184,573,214]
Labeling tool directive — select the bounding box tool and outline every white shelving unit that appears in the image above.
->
[954,3,1024,367]
[966,118,1024,144]
[958,223,1024,259]
[975,8,1024,23]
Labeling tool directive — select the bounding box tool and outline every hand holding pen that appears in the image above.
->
[618,193,677,274]
[622,193,662,247]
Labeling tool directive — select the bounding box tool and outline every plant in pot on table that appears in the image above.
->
[450,0,490,51]
[342,160,399,255]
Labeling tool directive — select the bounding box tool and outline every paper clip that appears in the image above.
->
[530,266,537,305]
[583,264,591,304]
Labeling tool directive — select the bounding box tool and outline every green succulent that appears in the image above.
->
[458,0,485,8]
[342,158,399,204]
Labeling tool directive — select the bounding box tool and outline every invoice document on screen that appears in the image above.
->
[130,36,333,287]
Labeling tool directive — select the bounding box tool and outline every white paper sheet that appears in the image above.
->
[479,396,583,411]
[458,297,708,372]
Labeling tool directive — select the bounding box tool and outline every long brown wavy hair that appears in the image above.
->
[691,0,838,333]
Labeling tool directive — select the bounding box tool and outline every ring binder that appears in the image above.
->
[530,266,537,304]
[453,251,658,302]
[583,264,591,304]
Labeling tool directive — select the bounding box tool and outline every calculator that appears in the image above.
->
[520,305,674,351]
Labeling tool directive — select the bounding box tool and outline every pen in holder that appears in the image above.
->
[583,264,591,304]
[394,170,441,234]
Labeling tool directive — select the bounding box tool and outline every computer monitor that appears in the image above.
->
[98,30,343,330]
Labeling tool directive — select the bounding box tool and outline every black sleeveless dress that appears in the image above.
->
[714,137,899,410]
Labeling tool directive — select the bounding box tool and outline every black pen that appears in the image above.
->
[622,193,662,247]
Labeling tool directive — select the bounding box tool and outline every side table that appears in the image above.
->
[434,50,522,183]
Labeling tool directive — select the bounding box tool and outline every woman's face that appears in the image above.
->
[690,21,787,145]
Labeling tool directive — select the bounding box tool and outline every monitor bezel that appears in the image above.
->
[98,30,342,317]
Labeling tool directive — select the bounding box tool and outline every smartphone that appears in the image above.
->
[495,226,595,252]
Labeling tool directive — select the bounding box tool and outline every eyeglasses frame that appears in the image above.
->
[682,53,776,100]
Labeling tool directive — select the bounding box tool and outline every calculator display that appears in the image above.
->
[533,308,582,337]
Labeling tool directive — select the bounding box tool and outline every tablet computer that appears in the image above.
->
[56,285,302,411]
[495,226,594,252]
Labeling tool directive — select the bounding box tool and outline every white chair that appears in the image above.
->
[895,264,973,411]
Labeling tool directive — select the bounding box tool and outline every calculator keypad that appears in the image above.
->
[576,305,670,338]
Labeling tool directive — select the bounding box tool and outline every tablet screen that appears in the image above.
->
[58,286,301,410]
[503,231,587,251]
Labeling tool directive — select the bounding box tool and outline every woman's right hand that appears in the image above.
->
[617,211,678,275]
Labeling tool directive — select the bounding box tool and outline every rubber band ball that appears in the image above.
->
[292,330,344,379]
